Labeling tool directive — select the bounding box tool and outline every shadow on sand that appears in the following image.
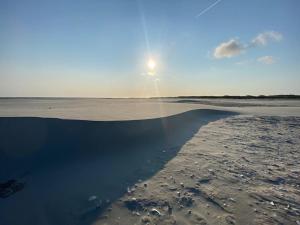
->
[0,109,236,225]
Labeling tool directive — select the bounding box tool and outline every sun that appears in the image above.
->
[147,58,156,70]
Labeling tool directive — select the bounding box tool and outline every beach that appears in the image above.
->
[95,115,300,225]
[0,98,299,225]
[1,0,299,224]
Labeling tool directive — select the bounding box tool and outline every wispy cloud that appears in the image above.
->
[235,59,253,66]
[251,31,283,47]
[214,39,245,58]
[213,31,283,59]
[196,0,223,18]
[257,56,276,64]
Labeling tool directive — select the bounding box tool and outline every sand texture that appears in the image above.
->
[0,99,300,225]
[0,109,234,225]
[93,115,300,225]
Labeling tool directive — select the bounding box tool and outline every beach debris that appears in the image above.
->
[132,211,140,216]
[160,183,169,188]
[169,186,177,191]
[180,182,184,187]
[229,198,236,202]
[270,201,275,206]
[144,183,148,188]
[127,186,136,194]
[208,169,215,175]
[150,208,162,216]
[188,210,192,214]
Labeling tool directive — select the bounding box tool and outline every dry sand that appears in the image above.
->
[0,99,300,225]
[0,109,235,225]
[93,115,300,225]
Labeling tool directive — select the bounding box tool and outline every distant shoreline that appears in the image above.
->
[0,95,300,100]
[154,95,300,100]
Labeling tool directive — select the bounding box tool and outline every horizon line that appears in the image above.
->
[0,94,300,99]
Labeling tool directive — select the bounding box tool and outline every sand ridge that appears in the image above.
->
[0,109,236,225]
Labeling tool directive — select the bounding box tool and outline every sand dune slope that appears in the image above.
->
[0,109,235,225]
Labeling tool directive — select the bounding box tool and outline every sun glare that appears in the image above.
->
[147,58,156,70]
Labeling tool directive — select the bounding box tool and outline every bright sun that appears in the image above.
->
[147,58,156,70]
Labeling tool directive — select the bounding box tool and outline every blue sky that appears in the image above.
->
[0,0,299,97]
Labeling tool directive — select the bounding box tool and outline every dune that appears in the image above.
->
[0,109,236,225]
[95,114,300,225]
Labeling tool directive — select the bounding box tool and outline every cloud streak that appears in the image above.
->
[257,56,276,64]
[251,31,283,47]
[213,31,283,59]
[196,0,223,18]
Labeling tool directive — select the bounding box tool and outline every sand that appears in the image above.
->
[0,98,300,120]
[95,115,300,225]
[0,98,299,225]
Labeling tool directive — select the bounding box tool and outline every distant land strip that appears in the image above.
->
[151,95,300,99]
[0,95,300,100]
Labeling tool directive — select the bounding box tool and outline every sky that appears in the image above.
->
[0,0,300,97]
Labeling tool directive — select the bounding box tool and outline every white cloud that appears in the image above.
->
[251,31,283,47]
[257,56,276,64]
[213,31,283,60]
[213,39,245,59]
